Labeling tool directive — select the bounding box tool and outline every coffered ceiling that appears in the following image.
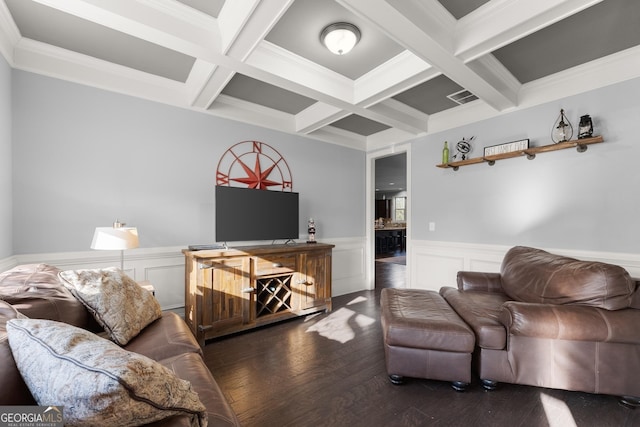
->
[0,0,639,151]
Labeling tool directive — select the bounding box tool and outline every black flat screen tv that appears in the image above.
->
[215,186,299,242]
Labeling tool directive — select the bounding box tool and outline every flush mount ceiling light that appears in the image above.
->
[320,22,361,55]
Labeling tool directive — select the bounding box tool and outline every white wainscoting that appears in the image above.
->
[409,240,640,291]
[2,237,368,312]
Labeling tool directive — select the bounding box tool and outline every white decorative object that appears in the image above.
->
[91,220,139,270]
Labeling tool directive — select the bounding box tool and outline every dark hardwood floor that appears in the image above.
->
[203,253,640,426]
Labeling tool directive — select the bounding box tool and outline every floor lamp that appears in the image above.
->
[90,220,139,270]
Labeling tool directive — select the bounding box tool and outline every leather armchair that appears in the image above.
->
[441,246,640,405]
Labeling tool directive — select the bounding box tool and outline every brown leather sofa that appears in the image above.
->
[0,264,240,426]
[440,246,640,406]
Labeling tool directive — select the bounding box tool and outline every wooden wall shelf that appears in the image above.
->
[436,136,603,171]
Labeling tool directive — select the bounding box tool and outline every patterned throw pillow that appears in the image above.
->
[7,318,207,427]
[59,268,162,345]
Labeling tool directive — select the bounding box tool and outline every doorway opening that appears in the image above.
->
[373,152,407,290]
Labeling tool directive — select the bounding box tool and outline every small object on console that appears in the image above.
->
[188,244,227,251]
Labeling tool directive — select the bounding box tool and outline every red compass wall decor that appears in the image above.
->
[216,141,293,191]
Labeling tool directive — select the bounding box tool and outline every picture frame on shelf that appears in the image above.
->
[484,139,529,157]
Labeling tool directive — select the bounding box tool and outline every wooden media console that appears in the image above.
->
[183,243,334,346]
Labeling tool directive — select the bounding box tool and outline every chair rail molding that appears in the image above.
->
[1,237,368,312]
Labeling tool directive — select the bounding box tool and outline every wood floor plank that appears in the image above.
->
[203,257,640,426]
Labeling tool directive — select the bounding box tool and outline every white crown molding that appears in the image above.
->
[208,93,295,133]
[13,38,186,106]
[0,0,19,66]
[365,127,421,152]
[519,44,640,109]
[307,125,367,151]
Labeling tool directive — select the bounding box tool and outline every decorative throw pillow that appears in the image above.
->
[58,268,162,345]
[6,318,207,427]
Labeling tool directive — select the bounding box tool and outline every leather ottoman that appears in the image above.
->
[380,288,475,391]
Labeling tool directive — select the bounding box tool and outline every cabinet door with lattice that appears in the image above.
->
[297,251,331,311]
[202,257,253,334]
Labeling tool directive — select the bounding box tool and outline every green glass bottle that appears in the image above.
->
[442,141,449,164]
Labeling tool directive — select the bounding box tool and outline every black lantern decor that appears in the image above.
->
[551,109,573,143]
[578,115,594,139]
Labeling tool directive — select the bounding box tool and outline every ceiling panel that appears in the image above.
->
[221,74,316,114]
[438,0,490,19]
[393,74,465,115]
[1,0,638,150]
[6,0,195,82]
[494,0,640,83]
[265,0,404,79]
[331,114,390,136]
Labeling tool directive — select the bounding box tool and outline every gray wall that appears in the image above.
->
[11,71,365,254]
[412,77,640,253]
[0,55,11,258]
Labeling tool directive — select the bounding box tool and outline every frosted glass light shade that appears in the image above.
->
[91,227,139,250]
[321,23,361,55]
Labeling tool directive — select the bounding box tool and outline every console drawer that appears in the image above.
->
[254,255,297,276]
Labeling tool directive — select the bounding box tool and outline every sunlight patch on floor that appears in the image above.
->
[540,392,577,427]
[346,296,368,305]
[306,307,376,343]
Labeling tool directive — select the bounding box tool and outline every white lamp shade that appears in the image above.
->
[321,23,361,55]
[91,227,139,250]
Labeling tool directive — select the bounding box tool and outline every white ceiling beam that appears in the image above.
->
[220,0,292,59]
[340,0,518,111]
[456,0,604,62]
[246,42,427,134]
[192,0,293,109]
[354,50,437,106]
[466,54,521,108]
[295,103,349,134]
[184,59,220,107]
[246,41,355,104]
[277,50,435,136]
[367,100,427,134]
[216,0,262,53]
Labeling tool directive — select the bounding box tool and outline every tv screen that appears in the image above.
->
[215,186,299,242]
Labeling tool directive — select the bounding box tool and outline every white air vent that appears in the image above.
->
[447,89,478,105]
